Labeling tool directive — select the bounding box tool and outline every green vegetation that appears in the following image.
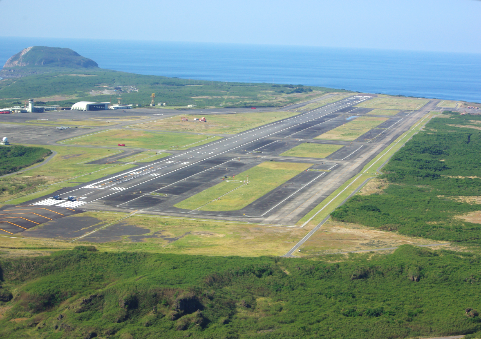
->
[2,46,98,70]
[280,143,343,158]
[0,68,342,109]
[438,100,460,108]
[62,129,222,150]
[0,210,309,257]
[331,112,481,245]
[69,211,306,256]
[0,145,51,176]
[316,116,387,141]
[129,111,298,134]
[175,162,311,211]
[1,245,481,338]
[356,96,429,110]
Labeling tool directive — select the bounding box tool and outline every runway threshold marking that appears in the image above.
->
[17,217,40,224]
[32,213,53,220]
[1,217,40,225]
[3,221,27,230]
[39,208,64,216]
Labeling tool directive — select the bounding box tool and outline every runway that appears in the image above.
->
[0,95,439,236]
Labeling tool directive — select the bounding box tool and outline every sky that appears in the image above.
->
[0,0,480,53]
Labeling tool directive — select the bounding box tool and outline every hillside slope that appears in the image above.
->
[0,46,98,78]
[2,46,98,69]
[1,246,481,338]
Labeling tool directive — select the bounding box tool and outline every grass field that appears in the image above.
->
[0,146,136,205]
[280,143,343,158]
[0,210,307,257]
[62,129,222,150]
[438,100,460,108]
[297,219,449,256]
[366,109,400,116]
[357,96,429,110]
[67,212,308,257]
[128,111,298,134]
[175,162,311,211]
[315,116,387,141]
[9,116,148,128]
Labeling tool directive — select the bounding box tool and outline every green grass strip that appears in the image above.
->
[315,117,387,141]
[62,129,222,150]
[176,162,312,211]
[281,143,343,158]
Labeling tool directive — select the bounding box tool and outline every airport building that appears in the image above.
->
[71,101,110,111]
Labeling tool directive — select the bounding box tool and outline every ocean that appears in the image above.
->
[1,37,480,102]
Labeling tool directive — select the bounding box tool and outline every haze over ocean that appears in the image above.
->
[1,37,480,103]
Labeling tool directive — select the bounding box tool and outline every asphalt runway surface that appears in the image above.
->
[0,205,82,235]
[24,96,372,211]
[0,95,440,238]
[87,149,144,164]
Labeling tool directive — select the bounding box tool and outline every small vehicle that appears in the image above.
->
[67,196,77,201]
[52,195,62,200]
[118,143,126,146]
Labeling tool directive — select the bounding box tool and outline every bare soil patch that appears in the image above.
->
[298,220,448,255]
[358,178,388,195]
[457,211,481,224]
[442,175,481,179]
[441,196,481,205]
[448,124,481,131]
[0,306,11,320]
[10,318,28,323]
[35,94,77,102]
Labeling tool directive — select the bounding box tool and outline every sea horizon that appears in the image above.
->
[1,36,480,103]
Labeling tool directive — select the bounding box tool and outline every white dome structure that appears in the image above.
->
[71,101,109,111]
